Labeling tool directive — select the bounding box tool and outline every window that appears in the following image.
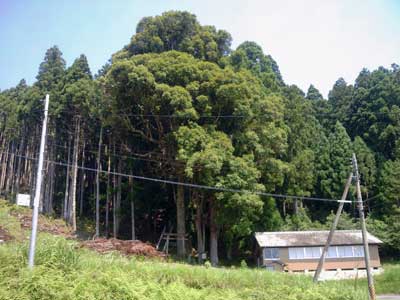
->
[289,245,365,260]
[337,246,355,257]
[305,247,321,258]
[264,248,279,260]
[352,246,364,257]
[289,247,305,259]
[327,246,338,258]
[326,246,365,258]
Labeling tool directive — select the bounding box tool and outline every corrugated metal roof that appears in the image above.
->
[255,230,383,247]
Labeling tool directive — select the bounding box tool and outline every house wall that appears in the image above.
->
[261,245,381,272]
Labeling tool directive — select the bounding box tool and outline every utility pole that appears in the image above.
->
[353,153,376,300]
[28,94,49,268]
[313,172,353,282]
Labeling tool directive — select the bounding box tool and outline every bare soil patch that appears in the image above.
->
[0,226,13,242]
[7,206,164,258]
[81,238,166,258]
[10,210,74,238]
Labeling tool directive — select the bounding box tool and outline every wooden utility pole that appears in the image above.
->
[313,173,353,282]
[28,94,49,268]
[353,153,376,300]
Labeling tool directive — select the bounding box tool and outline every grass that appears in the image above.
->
[374,262,400,294]
[0,199,398,300]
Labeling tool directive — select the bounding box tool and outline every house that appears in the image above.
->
[255,230,383,278]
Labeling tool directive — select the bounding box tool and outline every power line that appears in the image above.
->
[0,149,349,204]
[47,139,185,167]
[363,194,381,203]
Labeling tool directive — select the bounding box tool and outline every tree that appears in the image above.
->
[61,54,97,231]
[327,78,352,123]
[306,84,323,101]
[35,46,66,94]
[353,136,376,198]
[175,124,264,265]
[378,159,400,215]
[126,11,232,62]
[344,66,400,159]
[229,41,283,91]
[320,122,352,199]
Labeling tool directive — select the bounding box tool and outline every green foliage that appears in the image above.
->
[35,46,66,93]
[341,66,400,159]
[0,233,370,300]
[353,136,376,196]
[325,211,359,230]
[327,77,353,123]
[282,207,324,231]
[373,262,400,294]
[229,41,283,90]
[367,209,400,256]
[306,84,323,101]
[240,259,247,268]
[321,122,353,199]
[378,159,400,215]
[127,11,232,62]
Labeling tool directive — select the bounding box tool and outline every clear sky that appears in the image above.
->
[1,0,399,97]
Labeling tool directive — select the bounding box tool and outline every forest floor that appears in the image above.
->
[0,199,399,300]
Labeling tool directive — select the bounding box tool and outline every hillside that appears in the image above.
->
[1,200,400,300]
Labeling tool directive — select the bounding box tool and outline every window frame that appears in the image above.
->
[288,245,365,260]
[263,247,280,260]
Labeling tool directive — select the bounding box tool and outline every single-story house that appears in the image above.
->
[255,230,383,278]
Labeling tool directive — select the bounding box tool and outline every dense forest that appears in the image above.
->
[0,11,399,266]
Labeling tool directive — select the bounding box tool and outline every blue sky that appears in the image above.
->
[1,0,399,96]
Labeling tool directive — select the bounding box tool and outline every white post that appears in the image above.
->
[28,94,49,268]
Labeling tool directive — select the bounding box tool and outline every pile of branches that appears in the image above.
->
[81,238,166,258]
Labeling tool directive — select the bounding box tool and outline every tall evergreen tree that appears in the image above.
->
[35,46,66,93]
[322,122,353,199]
[306,84,323,101]
[353,136,376,198]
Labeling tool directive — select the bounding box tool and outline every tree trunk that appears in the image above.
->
[5,141,16,196]
[63,139,71,221]
[129,176,135,240]
[195,193,204,263]
[79,142,85,216]
[95,127,103,237]
[69,118,80,232]
[105,143,111,238]
[131,201,135,240]
[48,161,55,214]
[209,198,219,266]
[113,158,122,238]
[294,198,299,215]
[176,181,186,258]
[14,129,26,196]
[226,242,233,261]
[282,200,286,216]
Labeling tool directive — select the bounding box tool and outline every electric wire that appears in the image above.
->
[0,149,350,204]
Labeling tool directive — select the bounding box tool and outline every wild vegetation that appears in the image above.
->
[2,200,399,300]
[0,11,399,267]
